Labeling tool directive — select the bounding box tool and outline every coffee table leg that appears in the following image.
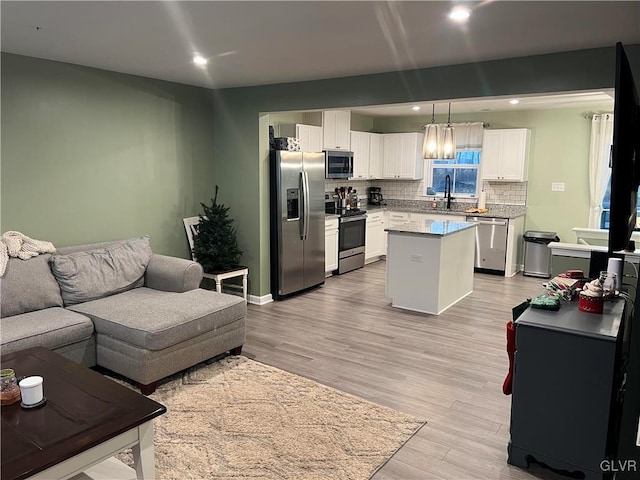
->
[132,421,155,479]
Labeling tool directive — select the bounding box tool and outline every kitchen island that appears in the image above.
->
[386,219,476,315]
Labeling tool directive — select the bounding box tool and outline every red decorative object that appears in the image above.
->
[503,321,516,395]
[578,293,604,314]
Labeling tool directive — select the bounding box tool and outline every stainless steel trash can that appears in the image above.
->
[523,231,559,278]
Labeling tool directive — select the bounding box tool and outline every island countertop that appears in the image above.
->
[385,220,476,237]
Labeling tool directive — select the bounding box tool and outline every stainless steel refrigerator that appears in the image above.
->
[270,150,325,299]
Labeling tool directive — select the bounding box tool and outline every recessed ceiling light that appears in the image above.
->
[193,55,208,66]
[510,99,520,105]
[412,106,421,111]
[449,6,471,23]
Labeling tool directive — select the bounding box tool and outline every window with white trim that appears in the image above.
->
[422,122,484,197]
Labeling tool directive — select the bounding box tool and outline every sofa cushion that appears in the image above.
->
[68,287,247,351]
[0,254,64,317]
[49,236,153,306]
[0,307,94,354]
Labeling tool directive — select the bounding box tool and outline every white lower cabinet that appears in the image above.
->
[506,216,525,277]
[325,217,339,274]
[365,211,385,263]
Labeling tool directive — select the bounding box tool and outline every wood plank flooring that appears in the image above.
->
[244,260,570,480]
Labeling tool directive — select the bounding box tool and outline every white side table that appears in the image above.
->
[204,266,248,300]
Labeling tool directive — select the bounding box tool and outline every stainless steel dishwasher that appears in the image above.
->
[465,216,509,274]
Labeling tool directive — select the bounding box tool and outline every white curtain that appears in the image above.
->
[588,114,614,228]
[454,122,484,150]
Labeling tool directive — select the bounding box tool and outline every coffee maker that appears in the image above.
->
[367,187,384,206]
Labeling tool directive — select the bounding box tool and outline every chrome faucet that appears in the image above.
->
[444,174,452,209]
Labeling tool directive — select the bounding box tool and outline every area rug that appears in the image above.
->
[118,356,425,479]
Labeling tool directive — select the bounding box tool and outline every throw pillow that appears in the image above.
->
[49,236,153,306]
[0,254,64,317]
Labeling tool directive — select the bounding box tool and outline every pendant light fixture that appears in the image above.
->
[441,103,456,160]
[422,104,440,159]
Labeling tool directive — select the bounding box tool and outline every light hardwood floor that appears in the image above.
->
[244,260,570,480]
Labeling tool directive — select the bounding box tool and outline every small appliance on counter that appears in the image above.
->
[367,187,384,206]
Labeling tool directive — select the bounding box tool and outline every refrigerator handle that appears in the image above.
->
[302,171,310,240]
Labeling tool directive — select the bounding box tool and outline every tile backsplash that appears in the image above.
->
[325,178,527,206]
[483,181,528,205]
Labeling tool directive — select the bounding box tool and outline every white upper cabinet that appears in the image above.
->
[350,131,370,179]
[382,132,423,180]
[296,124,323,152]
[369,133,384,179]
[350,131,384,180]
[322,110,351,150]
[481,128,530,181]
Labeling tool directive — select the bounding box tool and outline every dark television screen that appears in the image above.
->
[608,42,640,253]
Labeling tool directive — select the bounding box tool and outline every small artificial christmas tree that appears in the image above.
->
[193,186,243,272]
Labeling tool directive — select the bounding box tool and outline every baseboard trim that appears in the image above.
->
[248,293,273,305]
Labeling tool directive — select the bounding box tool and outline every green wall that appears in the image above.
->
[1,53,216,258]
[372,106,613,243]
[3,45,639,298]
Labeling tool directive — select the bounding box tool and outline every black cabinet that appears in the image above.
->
[508,298,630,480]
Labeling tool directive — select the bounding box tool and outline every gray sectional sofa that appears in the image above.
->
[0,237,246,394]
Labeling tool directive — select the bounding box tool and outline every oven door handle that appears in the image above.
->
[340,215,367,223]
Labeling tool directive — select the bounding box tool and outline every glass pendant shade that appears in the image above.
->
[422,124,440,159]
[441,125,456,159]
[441,103,456,160]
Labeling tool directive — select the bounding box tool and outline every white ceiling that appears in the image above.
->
[2,1,639,91]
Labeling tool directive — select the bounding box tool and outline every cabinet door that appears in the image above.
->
[382,133,422,180]
[398,133,423,179]
[351,131,370,179]
[500,130,529,181]
[297,124,323,153]
[369,133,384,179]
[325,219,339,273]
[322,110,351,150]
[365,220,385,261]
[481,130,502,180]
[505,215,525,277]
[335,111,351,150]
[382,134,401,178]
[481,129,529,181]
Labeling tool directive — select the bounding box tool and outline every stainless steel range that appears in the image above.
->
[337,209,367,274]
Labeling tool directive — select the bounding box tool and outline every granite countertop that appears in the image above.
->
[361,201,526,219]
[385,220,476,237]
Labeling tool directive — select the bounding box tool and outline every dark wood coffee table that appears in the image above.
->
[1,347,166,480]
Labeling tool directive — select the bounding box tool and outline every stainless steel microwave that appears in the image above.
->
[324,150,354,179]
